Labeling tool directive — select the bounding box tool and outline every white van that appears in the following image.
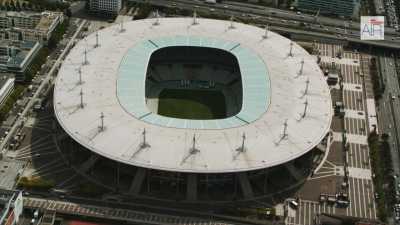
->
[289,200,299,209]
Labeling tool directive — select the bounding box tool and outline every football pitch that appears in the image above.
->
[157,89,226,120]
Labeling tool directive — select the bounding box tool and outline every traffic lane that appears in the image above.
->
[380,54,400,153]
[377,95,400,175]
[158,0,400,36]
[145,0,400,42]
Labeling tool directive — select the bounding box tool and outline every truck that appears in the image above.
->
[205,0,216,4]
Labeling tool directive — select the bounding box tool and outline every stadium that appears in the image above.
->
[53,17,333,205]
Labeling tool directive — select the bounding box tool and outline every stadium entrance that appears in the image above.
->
[145,46,243,120]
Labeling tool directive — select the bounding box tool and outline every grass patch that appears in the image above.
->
[157,89,226,120]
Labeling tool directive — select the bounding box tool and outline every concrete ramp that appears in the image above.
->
[79,155,98,174]
[285,163,303,181]
[237,172,253,198]
[186,173,197,201]
[129,167,146,195]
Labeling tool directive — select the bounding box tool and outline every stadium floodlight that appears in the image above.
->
[263,24,269,39]
[79,89,84,109]
[99,112,105,132]
[192,11,198,25]
[288,41,294,57]
[229,15,235,29]
[153,10,160,26]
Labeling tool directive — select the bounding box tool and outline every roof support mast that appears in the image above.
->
[275,119,288,145]
[120,21,125,32]
[181,134,200,164]
[192,10,198,25]
[139,128,150,149]
[288,41,294,57]
[237,133,246,153]
[301,99,309,118]
[79,89,84,109]
[229,15,235,29]
[234,133,247,160]
[298,59,305,75]
[99,112,105,132]
[78,67,82,85]
[263,24,269,39]
[153,10,160,26]
[94,31,99,48]
[83,49,88,65]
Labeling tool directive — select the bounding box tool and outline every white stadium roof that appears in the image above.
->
[54,18,333,173]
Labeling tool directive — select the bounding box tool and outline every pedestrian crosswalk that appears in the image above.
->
[287,200,336,225]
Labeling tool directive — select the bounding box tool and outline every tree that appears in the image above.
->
[65,8,72,17]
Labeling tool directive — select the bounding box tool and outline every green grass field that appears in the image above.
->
[157,89,226,120]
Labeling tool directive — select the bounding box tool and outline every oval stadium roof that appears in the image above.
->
[54,18,333,173]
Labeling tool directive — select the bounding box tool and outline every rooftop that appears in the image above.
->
[0,40,40,68]
[54,18,333,173]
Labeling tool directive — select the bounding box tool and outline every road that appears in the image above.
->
[0,19,87,156]
[23,197,234,225]
[376,51,400,224]
[127,0,400,49]
[377,52,400,176]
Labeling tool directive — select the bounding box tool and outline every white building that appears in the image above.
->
[0,76,14,106]
[0,11,64,43]
[89,0,122,16]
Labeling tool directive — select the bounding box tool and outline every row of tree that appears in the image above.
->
[368,131,396,222]
[0,0,69,12]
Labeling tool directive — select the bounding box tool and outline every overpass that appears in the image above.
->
[23,197,257,225]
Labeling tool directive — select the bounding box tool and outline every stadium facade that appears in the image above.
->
[53,18,333,205]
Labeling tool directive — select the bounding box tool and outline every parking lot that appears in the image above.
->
[285,42,377,225]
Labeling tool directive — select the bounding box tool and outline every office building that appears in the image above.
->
[0,11,64,43]
[0,190,23,225]
[0,40,42,81]
[296,0,361,18]
[89,0,122,16]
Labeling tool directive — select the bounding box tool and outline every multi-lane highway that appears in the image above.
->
[128,0,400,49]
[377,52,400,176]
[376,51,400,223]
